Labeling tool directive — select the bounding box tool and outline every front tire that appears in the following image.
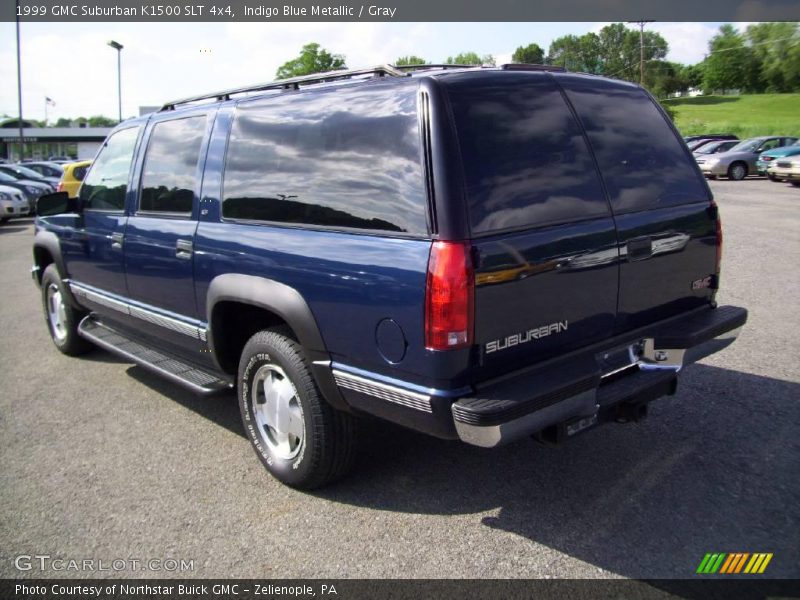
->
[40,264,92,355]
[238,329,358,489]
[767,172,779,182]
[728,162,748,181]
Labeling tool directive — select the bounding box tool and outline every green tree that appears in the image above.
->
[546,24,667,81]
[395,55,428,66]
[703,24,760,93]
[745,22,800,92]
[512,43,544,64]
[547,33,601,72]
[53,117,72,127]
[276,43,346,80]
[87,115,118,127]
[445,52,495,66]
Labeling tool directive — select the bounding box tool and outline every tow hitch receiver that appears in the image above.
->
[535,412,599,446]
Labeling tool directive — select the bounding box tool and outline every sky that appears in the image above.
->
[0,21,737,122]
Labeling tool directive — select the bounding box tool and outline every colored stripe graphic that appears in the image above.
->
[698,552,773,574]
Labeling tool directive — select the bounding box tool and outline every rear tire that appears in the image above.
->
[238,329,358,489]
[791,181,800,188]
[728,162,748,181]
[0,218,8,224]
[41,264,92,355]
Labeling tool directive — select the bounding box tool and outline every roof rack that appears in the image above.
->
[160,64,408,111]
[392,63,483,72]
[500,63,567,72]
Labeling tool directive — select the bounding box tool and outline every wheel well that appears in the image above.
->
[210,301,297,375]
[730,161,748,174]
[33,246,54,284]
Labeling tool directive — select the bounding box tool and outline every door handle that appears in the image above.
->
[626,237,652,262]
[110,232,124,250]
[176,239,193,259]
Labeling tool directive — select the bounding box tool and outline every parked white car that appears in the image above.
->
[767,158,800,187]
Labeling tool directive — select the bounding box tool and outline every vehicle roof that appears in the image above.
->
[149,65,639,119]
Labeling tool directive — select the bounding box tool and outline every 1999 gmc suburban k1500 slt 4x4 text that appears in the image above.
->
[32,64,747,489]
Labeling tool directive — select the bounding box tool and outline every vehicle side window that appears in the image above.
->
[759,139,780,152]
[139,116,206,214]
[559,75,708,212]
[222,85,427,235]
[79,127,140,211]
[73,165,88,181]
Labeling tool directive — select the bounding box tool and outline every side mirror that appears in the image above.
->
[36,192,77,216]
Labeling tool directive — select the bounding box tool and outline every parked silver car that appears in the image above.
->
[696,136,798,180]
[0,184,30,223]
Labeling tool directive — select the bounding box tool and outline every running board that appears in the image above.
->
[78,317,233,395]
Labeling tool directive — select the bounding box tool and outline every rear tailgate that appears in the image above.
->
[443,71,718,384]
[442,71,620,381]
[556,74,718,333]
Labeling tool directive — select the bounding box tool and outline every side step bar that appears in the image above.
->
[78,317,233,395]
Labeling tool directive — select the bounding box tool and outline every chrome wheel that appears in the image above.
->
[251,364,304,460]
[46,283,68,343]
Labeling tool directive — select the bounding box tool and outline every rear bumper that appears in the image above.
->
[452,305,747,447]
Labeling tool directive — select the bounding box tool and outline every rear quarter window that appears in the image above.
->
[557,74,708,212]
[222,83,428,236]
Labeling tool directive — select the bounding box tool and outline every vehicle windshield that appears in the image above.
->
[696,142,723,154]
[0,172,20,183]
[728,139,763,152]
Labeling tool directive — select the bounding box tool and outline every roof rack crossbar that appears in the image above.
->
[160,64,408,111]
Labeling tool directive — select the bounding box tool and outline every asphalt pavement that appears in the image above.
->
[0,178,798,580]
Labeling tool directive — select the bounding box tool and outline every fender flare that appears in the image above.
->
[32,230,81,308]
[206,273,348,410]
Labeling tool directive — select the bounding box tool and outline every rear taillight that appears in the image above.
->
[712,199,723,276]
[425,241,474,351]
[56,182,64,193]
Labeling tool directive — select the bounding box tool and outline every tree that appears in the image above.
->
[445,52,495,66]
[512,43,544,64]
[547,34,601,72]
[395,55,428,66]
[276,43,346,80]
[745,22,800,92]
[87,115,118,127]
[702,24,760,93]
[54,117,72,127]
[546,24,667,81]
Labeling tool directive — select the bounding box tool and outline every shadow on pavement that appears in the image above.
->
[99,357,800,579]
[317,364,799,579]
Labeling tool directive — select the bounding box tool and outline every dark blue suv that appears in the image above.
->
[32,65,747,488]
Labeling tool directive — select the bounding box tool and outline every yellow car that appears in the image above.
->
[56,160,91,198]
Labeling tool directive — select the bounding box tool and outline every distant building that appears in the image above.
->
[0,122,112,161]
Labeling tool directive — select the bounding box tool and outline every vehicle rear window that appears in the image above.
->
[557,74,708,212]
[222,83,427,235]
[445,72,609,235]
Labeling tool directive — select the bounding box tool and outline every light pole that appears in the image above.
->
[16,0,24,161]
[108,40,123,122]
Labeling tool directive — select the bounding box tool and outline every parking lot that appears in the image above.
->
[0,178,797,580]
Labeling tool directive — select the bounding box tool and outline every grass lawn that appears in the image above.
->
[663,94,800,138]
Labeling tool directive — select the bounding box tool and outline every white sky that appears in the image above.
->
[0,21,733,121]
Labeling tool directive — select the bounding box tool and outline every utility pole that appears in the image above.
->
[15,0,24,161]
[629,20,654,85]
